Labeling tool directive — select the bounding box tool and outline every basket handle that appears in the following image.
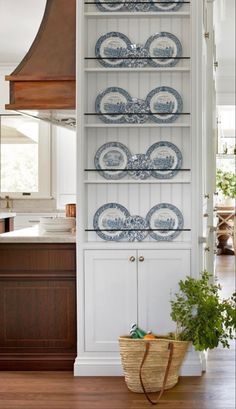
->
[139,341,174,405]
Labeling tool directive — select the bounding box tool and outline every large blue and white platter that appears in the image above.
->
[124,98,149,123]
[95,0,125,12]
[95,87,132,123]
[146,86,183,123]
[146,203,184,241]
[123,215,149,241]
[95,32,132,68]
[127,154,153,179]
[94,142,131,179]
[145,32,182,67]
[125,1,153,13]
[146,141,183,179]
[93,203,130,241]
[150,0,183,12]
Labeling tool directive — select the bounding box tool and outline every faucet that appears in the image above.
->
[5,196,12,211]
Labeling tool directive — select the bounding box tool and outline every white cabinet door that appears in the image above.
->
[85,250,137,352]
[138,250,191,335]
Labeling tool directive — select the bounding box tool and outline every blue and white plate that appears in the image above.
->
[127,154,153,179]
[124,98,149,123]
[95,32,132,68]
[95,87,132,123]
[95,0,126,12]
[93,203,130,241]
[146,203,184,241]
[123,215,149,241]
[146,141,183,179]
[150,0,183,12]
[146,86,183,123]
[145,32,182,67]
[94,142,131,179]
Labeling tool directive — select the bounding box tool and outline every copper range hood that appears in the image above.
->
[5,0,76,129]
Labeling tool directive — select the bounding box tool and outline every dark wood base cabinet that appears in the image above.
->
[0,243,76,371]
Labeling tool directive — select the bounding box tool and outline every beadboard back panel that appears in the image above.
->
[85,16,190,69]
[79,3,192,244]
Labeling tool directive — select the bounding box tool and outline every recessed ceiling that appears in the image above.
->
[0,0,46,64]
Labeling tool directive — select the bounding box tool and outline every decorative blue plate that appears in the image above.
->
[93,203,130,241]
[127,154,153,179]
[150,0,183,12]
[146,86,183,123]
[145,32,182,67]
[146,141,183,179]
[95,0,126,12]
[146,203,184,241]
[124,98,149,123]
[95,32,132,68]
[94,142,131,180]
[123,215,149,241]
[95,87,132,123]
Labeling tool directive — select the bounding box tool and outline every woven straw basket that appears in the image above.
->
[119,336,189,394]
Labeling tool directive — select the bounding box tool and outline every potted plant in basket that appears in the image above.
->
[170,271,236,351]
[216,169,236,207]
[119,272,236,406]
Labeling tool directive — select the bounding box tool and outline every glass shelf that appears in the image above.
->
[85,168,191,171]
[85,123,190,128]
[85,67,191,72]
[85,56,191,60]
[85,12,191,17]
[85,1,191,3]
[85,112,190,116]
[86,228,191,232]
[216,154,235,159]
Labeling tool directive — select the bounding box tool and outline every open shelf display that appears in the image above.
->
[80,0,192,243]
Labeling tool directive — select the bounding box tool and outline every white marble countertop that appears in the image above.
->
[0,225,76,243]
[0,212,16,219]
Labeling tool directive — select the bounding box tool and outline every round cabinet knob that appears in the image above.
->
[203,213,209,218]
[139,256,145,262]
[129,256,136,262]
[205,247,210,252]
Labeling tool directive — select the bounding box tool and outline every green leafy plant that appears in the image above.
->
[170,271,236,351]
[216,169,236,198]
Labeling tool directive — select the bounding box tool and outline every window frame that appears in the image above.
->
[0,114,52,199]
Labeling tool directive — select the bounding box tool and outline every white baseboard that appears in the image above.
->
[179,346,203,376]
[74,357,123,376]
[74,347,203,377]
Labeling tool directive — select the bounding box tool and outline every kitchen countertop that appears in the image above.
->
[0,212,16,219]
[0,225,76,243]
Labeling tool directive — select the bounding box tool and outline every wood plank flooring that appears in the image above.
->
[0,256,235,409]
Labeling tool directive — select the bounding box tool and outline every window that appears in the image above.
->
[0,115,51,198]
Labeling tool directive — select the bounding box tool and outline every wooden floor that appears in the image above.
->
[0,256,235,409]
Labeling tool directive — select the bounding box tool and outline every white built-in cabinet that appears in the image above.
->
[75,0,206,376]
[85,249,190,352]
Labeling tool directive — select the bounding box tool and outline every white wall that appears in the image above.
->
[214,0,235,105]
[0,0,46,64]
